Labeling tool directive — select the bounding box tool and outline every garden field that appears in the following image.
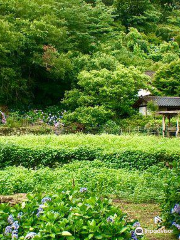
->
[0,134,179,240]
[0,134,180,169]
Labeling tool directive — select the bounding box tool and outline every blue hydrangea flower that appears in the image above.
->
[4,226,12,235]
[8,214,14,225]
[80,187,87,193]
[41,197,52,204]
[12,230,18,239]
[25,232,37,239]
[107,217,114,223]
[36,204,44,217]
[173,204,180,214]
[131,231,138,240]
[12,221,19,230]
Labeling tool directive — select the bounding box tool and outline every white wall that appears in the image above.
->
[139,106,147,116]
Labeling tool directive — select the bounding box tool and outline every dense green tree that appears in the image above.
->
[114,0,151,27]
[0,0,179,113]
[63,66,150,123]
[0,0,113,106]
[154,60,180,96]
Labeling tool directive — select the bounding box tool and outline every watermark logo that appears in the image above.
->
[135,227,173,235]
[135,227,144,236]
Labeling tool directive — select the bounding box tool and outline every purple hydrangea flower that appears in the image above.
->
[8,214,14,225]
[36,204,44,217]
[12,230,18,239]
[80,187,87,193]
[172,222,180,230]
[107,217,114,223]
[133,222,141,227]
[25,232,37,239]
[12,221,19,230]
[172,204,180,214]
[41,197,52,204]
[4,226,12,235]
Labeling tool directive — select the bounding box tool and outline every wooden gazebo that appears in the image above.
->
[158,111,180,137]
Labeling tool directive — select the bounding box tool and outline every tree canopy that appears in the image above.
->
[0,0,179,126]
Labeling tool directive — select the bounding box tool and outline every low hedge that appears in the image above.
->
[0,144,179,169]
[0,126,54,136]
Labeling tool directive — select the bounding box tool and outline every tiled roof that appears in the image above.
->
[143,96,180,107]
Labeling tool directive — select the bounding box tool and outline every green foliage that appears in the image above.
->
[114,0,151,27]
[0,0,114,106]
[63,66,149,127]
[100,120,122,134]
[63,106,113,131]
[0,135,179,169]
[161,162,180,238]
[154,60,180,96]
[147,100,159,112]
[0,161,174,202]
[0,0,179,110]
[0,188,135,239]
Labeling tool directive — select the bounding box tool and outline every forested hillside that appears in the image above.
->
[0,0,179,117]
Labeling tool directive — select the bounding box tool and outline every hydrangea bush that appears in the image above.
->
[161,162,180,239]
[0,188,142,240]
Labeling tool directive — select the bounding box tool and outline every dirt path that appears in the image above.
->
[114,200,176,240]
[0,193,26,205]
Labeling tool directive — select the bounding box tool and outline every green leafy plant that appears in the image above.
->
[0,188,138,239]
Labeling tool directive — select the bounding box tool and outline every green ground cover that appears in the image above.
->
[0,134,180,169]
[0,135,179,239]
[0,134,179,153]
[0,161,174,202]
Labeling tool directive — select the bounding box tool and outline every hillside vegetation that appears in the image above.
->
[0,0,179,125]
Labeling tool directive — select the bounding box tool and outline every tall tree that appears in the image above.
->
[154,60,180,96]
[0,0,113,106]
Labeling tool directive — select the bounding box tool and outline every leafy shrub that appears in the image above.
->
[100,120,122,134]
[0,126,54,136]
[0,161,169,202]
[0,188,139,240]
[0,143,180,169]
[0,135,179,169]
[63,106,113,132]
[161,162,180,238]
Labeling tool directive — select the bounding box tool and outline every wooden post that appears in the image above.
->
[168,115,171,127]
[176,115,179,137]
[162,115,166,137]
